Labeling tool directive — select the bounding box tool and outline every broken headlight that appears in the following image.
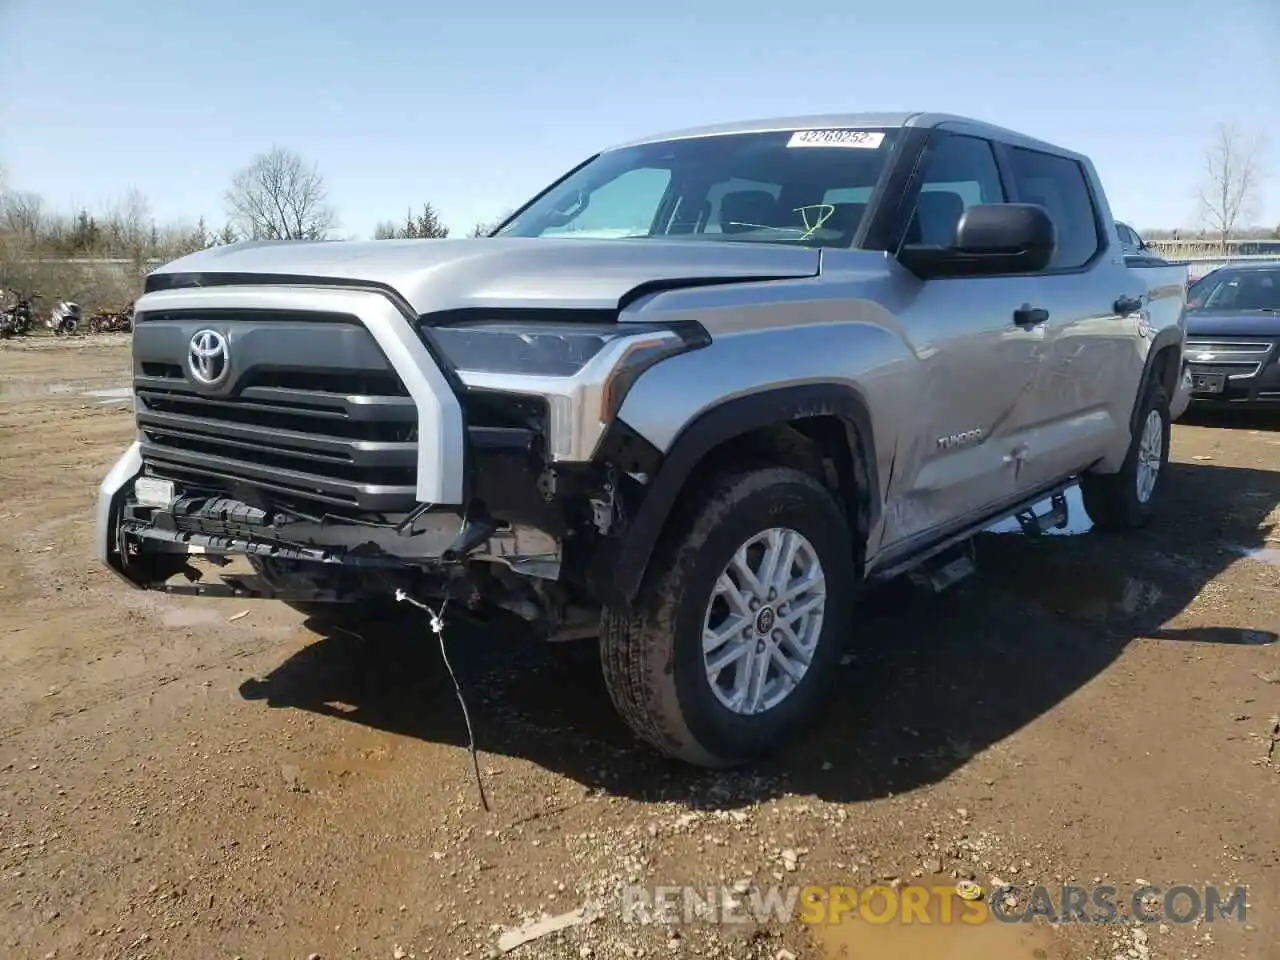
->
[426,319,709,419]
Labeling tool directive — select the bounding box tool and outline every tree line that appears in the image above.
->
[0,147,508,309]
[0,145,510,259]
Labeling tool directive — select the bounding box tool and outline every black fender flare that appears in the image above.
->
[1130,327,1184,432]
[594,383,881,608]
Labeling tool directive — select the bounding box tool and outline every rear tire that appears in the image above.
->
[1081,379,1170,531]
[600,466,855,767]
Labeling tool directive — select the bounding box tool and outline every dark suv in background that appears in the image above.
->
[1184,262,1280,407]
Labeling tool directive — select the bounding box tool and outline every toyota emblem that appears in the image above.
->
[188,329,230,386]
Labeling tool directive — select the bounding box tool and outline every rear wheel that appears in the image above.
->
[1081,378,1170,531]
[600,466,855,767]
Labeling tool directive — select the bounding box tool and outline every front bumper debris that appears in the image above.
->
[97,450,562,602]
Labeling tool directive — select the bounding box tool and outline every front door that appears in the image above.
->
[879,131,1050,548]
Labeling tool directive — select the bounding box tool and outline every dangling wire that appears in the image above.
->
[395,588,490,812]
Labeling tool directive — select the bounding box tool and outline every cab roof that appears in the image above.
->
[607,111,1078,162]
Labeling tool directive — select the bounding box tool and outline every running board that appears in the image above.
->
[906,540,976,593]
[870,478,1077,584]
[1014,491,1070,537]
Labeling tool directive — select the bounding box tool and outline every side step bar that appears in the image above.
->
[873,479,1077,591]
[907,539,977,593]
[1014,491,1070,537]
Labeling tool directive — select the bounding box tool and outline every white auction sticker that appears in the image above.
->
[787,129,885,149]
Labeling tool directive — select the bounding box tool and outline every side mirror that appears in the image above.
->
[899,203,1056,278]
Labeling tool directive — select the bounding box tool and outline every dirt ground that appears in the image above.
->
[1,335,1277,960]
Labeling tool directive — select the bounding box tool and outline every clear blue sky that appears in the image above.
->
[1,0,1277,239]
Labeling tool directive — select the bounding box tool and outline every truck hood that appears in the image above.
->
[1185,310,1280,338]
[147,237,822,316]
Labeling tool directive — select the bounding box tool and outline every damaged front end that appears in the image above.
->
[98,443,625,639]
[95,280,687,641]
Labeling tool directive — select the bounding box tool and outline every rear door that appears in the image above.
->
[993,144,1138,494]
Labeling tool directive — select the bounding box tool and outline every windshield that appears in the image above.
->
[496,128,900,248]
[1187,266,1280,311]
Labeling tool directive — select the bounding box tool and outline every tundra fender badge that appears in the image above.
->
[936,428,984,450]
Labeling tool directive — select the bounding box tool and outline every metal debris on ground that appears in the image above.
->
[495,902,602,954]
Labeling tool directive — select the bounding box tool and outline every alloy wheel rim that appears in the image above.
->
[1135,408,1163,504]
[700,527,827,716]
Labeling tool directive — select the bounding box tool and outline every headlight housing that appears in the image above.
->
[425,318,709,421]
[431,321,640,377]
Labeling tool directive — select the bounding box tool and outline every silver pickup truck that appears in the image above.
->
[97,112,1189,767]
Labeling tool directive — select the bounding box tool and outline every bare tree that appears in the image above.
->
[1,190,47,243]
[225,147,337,241]
[1196,122,1267,252]
[102,188,153,262]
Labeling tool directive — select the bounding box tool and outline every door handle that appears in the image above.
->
[1013,304,1049,328]
[1114,295,1143,316]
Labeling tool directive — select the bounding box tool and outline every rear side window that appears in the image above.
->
[1006,147,1101,270]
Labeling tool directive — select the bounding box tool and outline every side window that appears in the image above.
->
[1005,147,1101,270]
[541,167,672,237]
[905,134,1005,247]
[1116,224,1135,248]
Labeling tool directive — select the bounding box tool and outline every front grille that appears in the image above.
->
[1185,338,1275,379]
[133,310,420,514]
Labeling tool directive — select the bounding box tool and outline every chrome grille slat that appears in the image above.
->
[1185,339,1274,360]
[1187,362,1263,379]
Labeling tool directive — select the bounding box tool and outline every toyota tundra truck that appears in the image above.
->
[96,112,1189,768]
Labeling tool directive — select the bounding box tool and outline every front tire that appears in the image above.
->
[1081,379,1171,531]
[600,466,855,767]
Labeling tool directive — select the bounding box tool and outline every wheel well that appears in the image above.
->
[668,417,871,574]
[1149,343,1180,398]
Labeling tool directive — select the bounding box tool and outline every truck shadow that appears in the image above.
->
[238,460,1279,808]
[1179,407,1280,433]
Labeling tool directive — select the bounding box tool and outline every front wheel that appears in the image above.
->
[601,466,855,767]
[1081,379,1171,531]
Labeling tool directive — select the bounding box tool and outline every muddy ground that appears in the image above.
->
[1,335,1277,960]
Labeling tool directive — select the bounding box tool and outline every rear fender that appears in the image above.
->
[1097,324,1184,472]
